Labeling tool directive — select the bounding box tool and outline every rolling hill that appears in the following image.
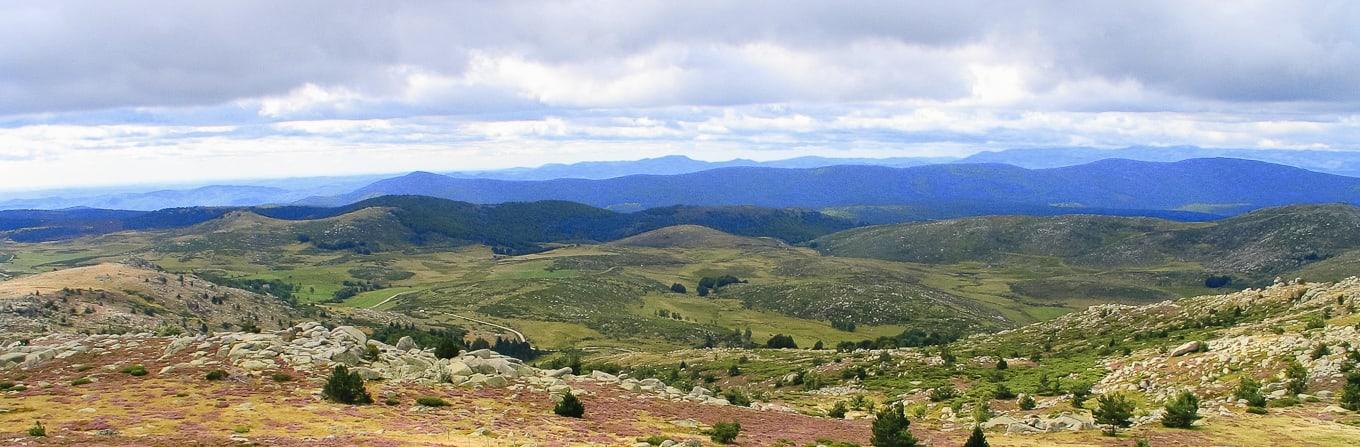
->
[0,196,856,249]
[812,204,1360,281]
[0,262,301,337]
[299,158,1360,217]
[609,225,786,249]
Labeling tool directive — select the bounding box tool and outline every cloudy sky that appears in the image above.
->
[1,0,1358,190]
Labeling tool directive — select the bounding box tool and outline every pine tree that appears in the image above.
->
[434,338,460,359]
[1235,377,1267,408]
[1285,359,1309,395]
[963,425,989,447]
[1161,391,1200,428]
[1093,393,1135,435]
[870,403,918,447]
[1018,394,1036,410]
[554,391,585,418]
[1340,372,1360,411]
[322,365,372,405]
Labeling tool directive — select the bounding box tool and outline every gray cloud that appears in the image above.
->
[1,1,1356,116]
[2,0,1358,190]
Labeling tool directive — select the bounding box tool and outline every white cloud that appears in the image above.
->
[0,1,1358,190]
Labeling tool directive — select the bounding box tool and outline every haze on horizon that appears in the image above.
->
[2,0,1359,191]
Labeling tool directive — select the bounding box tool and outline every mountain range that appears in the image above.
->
[959,145,1360,177]
[0,195,856,247]
[6,146,1360,211]
[300,158,1360,216]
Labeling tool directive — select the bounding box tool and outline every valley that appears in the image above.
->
[2,197,1359,446]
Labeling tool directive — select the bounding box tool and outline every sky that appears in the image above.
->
[1,0,1359,191]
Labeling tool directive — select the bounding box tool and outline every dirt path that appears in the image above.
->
[368,289,421,309]
[444,313,527,343]
[369,288,527,343]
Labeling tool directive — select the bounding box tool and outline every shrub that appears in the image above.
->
[841,366,867,380]
[1340,372,1360,411]
[993,383,1015,400]
[670,283,687,294]
[1035,373,1057,396]
[1093,393,1135,435]
[206,369,229,381]
[121,364,148,376]
[1018,394,1036,410]
[434,338,460,360]
[1285,359,1309,395]
[28,420,45,437]
[554,391,584,417]
[322,365,373,405]
[71,377,93,386]
[870,404,918,447]
[928,385,956,402]
[766,334,798,349]
[1069,382,1093,409]
[1268,396,1301,407]
[1311,343,1331,360]
[1134,438,1151,447]
[995,358,1008,370]
[363,344,381,362]
[971,400,991,423]
[0,382,15,390]
[963,425,989,447]
[723,388,751,407]
[416,396,449,407]
[828,401,848,418]
[1161,391,1200,428]
[802,372,825,391]
[1246,406,1268,414]
[708,420,741,444]
[1204,275,1232,288]
[1234,377,1266,408]
[271,372,293,382]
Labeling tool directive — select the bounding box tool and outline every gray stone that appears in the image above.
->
[1171,341,1202,357]
[395,336,418,351]
[351,367,383,380]
[446,361,473,377]
[330,326,367,346]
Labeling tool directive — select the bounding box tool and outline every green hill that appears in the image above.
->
[813,204,1360,280]
[610,225,785,249]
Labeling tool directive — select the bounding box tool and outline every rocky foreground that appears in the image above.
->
[3,278,1360,446]
[0,322,868,446]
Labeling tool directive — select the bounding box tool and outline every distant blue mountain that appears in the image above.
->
[299,158,1360,217]
[960,146,1360,178]
[9,147,1360,211]
[0,174,391,211]
[440,154,952,180]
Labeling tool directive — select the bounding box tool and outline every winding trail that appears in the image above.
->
[368,289,421,309]
[368,288,527,343]
[444,313,527,343]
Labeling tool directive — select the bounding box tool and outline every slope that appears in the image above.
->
[610,225,786,249]
[0,262,300,337]
[814,204,1360,278]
